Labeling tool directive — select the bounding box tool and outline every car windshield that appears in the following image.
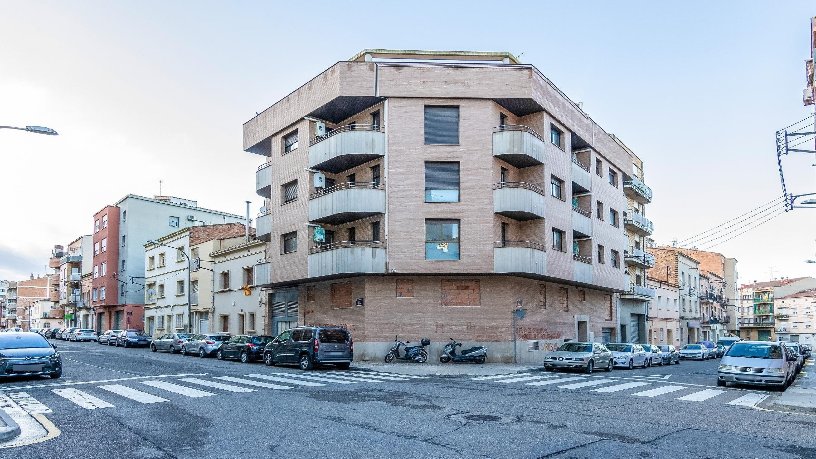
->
[683,345,701,350]
[176,334,190,339]
[80,329,95,333]
[557,343,591,353]
[210,335,229,341]
[0,334,51,349]
[318,329,349,343]
[727,343,782,359]
[658,345,670,351]
[605,343,632,352]
[251,336,272,344]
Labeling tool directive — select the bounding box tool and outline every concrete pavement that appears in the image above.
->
[768,360,816,412]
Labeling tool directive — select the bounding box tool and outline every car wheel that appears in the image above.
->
[49,370,62,379]
[123,341,129,348]
[199,348,206,358]
[264,353,275,366]
[606,359,613,372]
[717,379,726,387]
[240,351,249,364]
[585,360,594,374]
[169,345,177,354]
[216,350,224,360]
[299,354,313,371]
[151,344,157,352]
[476,355,486,364]
[628,359,633,370]
[181,346,188,356]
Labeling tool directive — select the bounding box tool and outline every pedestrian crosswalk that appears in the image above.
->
[473,372,770,408]
[1,370,421,415]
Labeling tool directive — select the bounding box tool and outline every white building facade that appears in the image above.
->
[211,239,266,335]
[647,278,680,347]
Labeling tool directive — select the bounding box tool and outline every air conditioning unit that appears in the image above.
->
[186,215,196,222]
[315,121,326,137]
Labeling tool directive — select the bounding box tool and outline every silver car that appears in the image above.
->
[150,333,191,353]
[607,343,649,369]
[98,330,122,345]
[679,343,709,360]
[70,329,97,342]
[542,342,613,374]
[641,344,662,366]
[184,333,231,357]
[718,341,795,389]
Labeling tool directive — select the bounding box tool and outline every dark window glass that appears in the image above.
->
[0,335,50,349]
[425,162,460,202]
[424,106,460,145]
[282,232,297,254]
[319,329,349,343]
[283,130,298,153]
[426,220,460,260]
[371,111,380,130]
[282,180,298,204]
[550,176,564,200]
[370,165,381,187]
[347,227,356,242]
[550,125,563,148]
[552,228,565,252]
[371,221,381,242]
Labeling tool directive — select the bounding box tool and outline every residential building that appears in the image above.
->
[738,277,816,341]
[211,238,266,335]
[775,289,816,345]
[4,282,17,329]
[698,271,727,342]
[646,276,680,347]
[144,223,251,337]
[244,49,650,361]
[804,16,815,106]
[57,235,93,328]
[650,248,701,343]
[30,299,64,331]
[0,280,8,325]
[15,275,53,331]
[92,195,245,332]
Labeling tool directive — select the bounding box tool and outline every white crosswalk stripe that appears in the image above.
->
[631,385,686,398]
[268,372,356,384]
[245,374,325,387]
[354,370,426,379]
[496,375,555,384]
[728,393,768,407]
[99,384,168,404]
[214,376,292,390]
[472,373,532,381]
[53,388,114,409]
[527,376,585,386]
[179,378,256,393]
[592,381,651,393]
[142,380,215,398]
[559,378,616,389]
[340,372,412,381]
[677,389,724,402]
[306,373,384,383]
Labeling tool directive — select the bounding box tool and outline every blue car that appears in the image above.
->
[115,330,151,348]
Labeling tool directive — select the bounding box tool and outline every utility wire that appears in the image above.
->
[702,208,786,250]
[675,195,785,245]
[782,113,815,131]
[685,202,785,248]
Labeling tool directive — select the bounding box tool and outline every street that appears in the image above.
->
[0,342,813,458]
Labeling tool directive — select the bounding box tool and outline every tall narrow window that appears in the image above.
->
[609,209,619,227]
[596,201,604,220]
[550,125,563,149]
[121,235,126,247]
[499,112,507,127]
[101,238,107,252]
[371,221,381,242]
[370,111,380,130]
[425,162,460,202]
[597,245,605,264]
[425,219,460,260]
[243,267,253,286]
[282,232,297,254]
[282,180,298,205]
[550,176,564,201]
[608,169,618,188]
[595,159,603,177]
[177,280,185,296]
[347,227,356,242]
[283,130,298,154]
[424,106,459,145]
[102,215,108,228]
[611,250,621,268]
[500,222,508,246]
[500,167,509,183]
[370,165,381,187]
[552,228,565,252]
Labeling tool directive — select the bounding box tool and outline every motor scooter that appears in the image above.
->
[440,338,487,364]
[384,336,430,363]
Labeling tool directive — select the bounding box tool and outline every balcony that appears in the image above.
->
[624,248,655,269]
[254,262,271,286]
[492,125,545,168]
[572,205,592,236]
[69,273,81,282]
[571,160,592,192]
[623,211,653,236]
[573,253,593,284]
[257,207,273,242]
[60,254,82,265]
[493,241,546,275]
[493,182,545,220]
[738,317,775,327]
[308,241,386,278]
[623,175,653,204]
[309,125,385,173]
[775,313,790,320]
[256,163,272,198]
[309,182,386,225]
[621,284,656,301]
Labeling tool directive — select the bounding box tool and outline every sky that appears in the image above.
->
[1,1,814,285]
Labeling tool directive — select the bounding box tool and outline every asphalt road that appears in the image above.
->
[0,341,814,459]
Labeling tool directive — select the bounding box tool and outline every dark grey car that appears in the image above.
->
[263,326,353,370]
[0,332,62,379]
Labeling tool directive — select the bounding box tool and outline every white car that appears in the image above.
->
[679,343,709,360]
[70,329,97,342]
[606,343,649,369]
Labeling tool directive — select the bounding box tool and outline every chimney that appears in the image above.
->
[245,201,251,242]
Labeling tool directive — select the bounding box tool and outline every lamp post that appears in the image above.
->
[0,125,58,135]
[148,240,192,334]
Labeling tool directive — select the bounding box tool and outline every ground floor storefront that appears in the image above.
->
[740,327,775,341]
[647,318,681,347]
[94,304,144,333]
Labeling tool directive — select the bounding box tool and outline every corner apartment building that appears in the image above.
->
[738,277,816,341]
[775,289,816,345]
[650,248,702,344]
[92,195,245,332]
[699,271,727,342]
[211,238,266,335]
[56,235,93,328]
[0,280,8,325]
[143,223,250,337]
[245,49,653,361]
[3,282,17,328]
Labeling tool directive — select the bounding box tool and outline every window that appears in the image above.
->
[500,167,509,183]
[175,314,184,329]
[176,247,185,262]
[158,253,166,267]
[176,280,185,296]
[282,231,297,254]
[441,279,481,306]
[101,262,107,276]
[122,210,126,222]
[283,130,298,154]
[597,245,605,264]
[425,219,460,260]
[220,315,228,333]
[609,209,619,227]
[347,227,356,242]
[596,201,604,220]
[608,169,618,188]
[93,265,99,278]
[100,287,106,300]
[158,284,165,298]
[92,288,98,301]
[370,165,381,187]
[94,219,100,233]
[552,228,565,252]
[371,221,381,242]
[281,180,298,205]
[595,159,603,177]
[346,173,356,184]
[550,176,565,200]
[550,125,564,149]
[220,271,230,290]
[148,256,155,270]
[102,215,108,228]
[191,247,199,260]
[306,286,315,302]
[94,242,100,255]
[425,162,460,202]
[121,235,126,247]
[101,238,107,252]
[424,106,459,145]
[248,312,256,332]
[396,279,414,298]
[121,259,126,271]
[611,250,620,268]
[169,216,179,228]
[371,111,380,130]
[145,282,156,303]
[243,267,253,286]
[499,112,508,127]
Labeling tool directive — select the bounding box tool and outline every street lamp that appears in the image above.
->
[0,125,58,135]
[148,240,192,334]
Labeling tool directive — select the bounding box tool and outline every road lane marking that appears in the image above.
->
[214,376,291,390]
[245,374,325,387]
[472,373,532,381]
[142,380,215,398]
[526,376,585,386]
[559,378,616,389]
[495,375,557,384]
[728,393,768,407]
[267,373,356,384]
[338,372,411,381]
[0,373,208,392]
[353,371,426,379]
[631,385,686,397]
[99,385,168,404]
[677,389,725,402]
[592,382,651,393]
[52,389,114,409]
[307,374,384,383]
[179,378,255,393]
[8,393,51,414]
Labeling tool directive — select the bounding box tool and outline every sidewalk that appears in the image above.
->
[353,362,540,377]
[768,361,816,412]
[0,405,21,443]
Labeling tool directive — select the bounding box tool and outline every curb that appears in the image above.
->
[0,409,20,443]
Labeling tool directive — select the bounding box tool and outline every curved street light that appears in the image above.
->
[0,125,58,135]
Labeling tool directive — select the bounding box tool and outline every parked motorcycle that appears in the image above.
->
[385,336,430,363]
[440,338,487,364]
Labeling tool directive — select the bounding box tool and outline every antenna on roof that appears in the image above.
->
[159,179,163,196]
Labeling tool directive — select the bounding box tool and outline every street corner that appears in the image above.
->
[0,392,59,449]
[762,386,816,415]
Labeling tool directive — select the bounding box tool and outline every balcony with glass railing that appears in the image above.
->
[309,124,385,173]
[493,240,547,275]
[492,125,546,168]
[309,182,386,225]
[308,241,387,278]
[493,182,545,220]
[623,175,652,204]
[623,211,653,236]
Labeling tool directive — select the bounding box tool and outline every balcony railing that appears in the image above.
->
[60,254,82,264]
[572,204,591,218]
[307,241,387,277]
[621,284,656,299]
[256,207,272,242]
[493,240,547,275]
[494,240,547,251]
[308,124,385,173]
[493,182,546,220]
[623,175,653,204]
[572,253,592,264]
[571,155,590,172]
[623,211,653,236]
[624,248,655,268]
[256,162,272,198]
[69,273,81,282]
[738,317,775,327]
[492,125,546,168]
[308,182,386,225]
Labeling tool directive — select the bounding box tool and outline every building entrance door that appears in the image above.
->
[199,319,209,334]
[577,320,588,342]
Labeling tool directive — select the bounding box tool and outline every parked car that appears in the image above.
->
[70,329,97,342]
[150,333,191,353]
[606,343,649,369]
[98,329,122,345]
[185,333,230,357]
[0,332,62,379]
[263,326,353,370]
[783,342,804,373]
[115,330,151,348]
[717,337,741,353]
[800,344,812,360]
[542,342,613,373]
[697,341,718,359]
[59,328,74,340]
[718,340,795,389]
[714,344,726,358]
[218,335,274,363]
[641,344,663,366]
[656,345,680,365]
[680,343,709,360]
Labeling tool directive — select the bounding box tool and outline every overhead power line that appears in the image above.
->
[675,195,786,245]
[687,202,785,248]
[702,208,787,250]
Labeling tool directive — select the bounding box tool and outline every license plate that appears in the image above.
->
[13,364,44,373]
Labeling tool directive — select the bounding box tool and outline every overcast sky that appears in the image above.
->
[1,1,814,285]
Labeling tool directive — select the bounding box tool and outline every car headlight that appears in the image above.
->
[718,364,732,371]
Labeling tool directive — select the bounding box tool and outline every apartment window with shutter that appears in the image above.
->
[282,232,297,254]
[92,288,98,301]
[102,215,108,228]
[424,106,459,145]
[158,284,165,298]
[148,256,155,270]
[425,162,460,202]
[101,262,107,276]
[177,280,185,296]
[283,130,298,154]
[243,267,253,286]
[94,242,100,255]
[94,220,100,233]
[176,247,185,262]
[93,265,99,278]
[248,313,256,332]
[146,283,156,303]
[101,238,107,252]
[100,287,106,300]
[220,271,230,290]
[158,253,166,267]
[281,180,298,205]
